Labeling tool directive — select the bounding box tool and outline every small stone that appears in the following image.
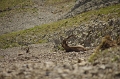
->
[18,53,23,56]
[45,70,50,76]
[7,70,13,73]
[57,68,63,74]
[82,66,92,71]
[78,59,82,63]
[78,61,87,66]
[78,58,85,63]
[44,61,55,69]
[99,65,106,69]
[114,72,120,78]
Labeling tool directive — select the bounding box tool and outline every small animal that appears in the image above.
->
[61,35,86,52]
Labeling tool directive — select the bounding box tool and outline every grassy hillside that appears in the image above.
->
[0,4,120,49]
[0,0,75,17]
[0,0,75,10]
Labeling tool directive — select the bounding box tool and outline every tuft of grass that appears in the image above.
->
[88,48,109,63]
[89,46,120,63]
[111,55,119,62]
[0,56,4,59]
[88,50,101,62]
[0,4,120,49]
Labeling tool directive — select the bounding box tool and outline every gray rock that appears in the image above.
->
[61,0,120,19]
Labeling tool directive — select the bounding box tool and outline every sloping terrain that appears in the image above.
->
[62,0,120,19]
[0,0,75,35]
[0,4,120,49]
[0,43,119,79]
[0,0,120,79]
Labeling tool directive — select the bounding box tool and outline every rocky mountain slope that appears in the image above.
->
[62,0,120,19]
[0,0,75,35]
[0,0,120,79]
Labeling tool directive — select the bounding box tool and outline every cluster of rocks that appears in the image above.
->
[61,0,120,19]
[0,45,120,79]
[0,42,93,79]
[0,1,120,79]
[51,17,120,50]
[0,17,120,78]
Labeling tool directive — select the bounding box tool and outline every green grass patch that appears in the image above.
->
[0,4,120,49]
[88,46,120,63]
[88,49,105,62]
